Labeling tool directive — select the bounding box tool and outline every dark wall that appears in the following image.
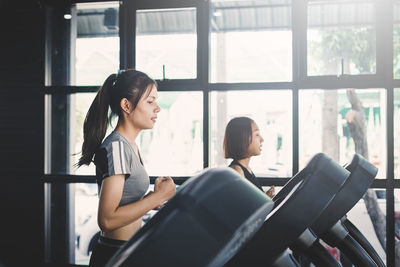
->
[0,1,45,266]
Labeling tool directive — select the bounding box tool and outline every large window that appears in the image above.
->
[45,0,400,266]
[74,183,98,264]
[395,189,400,266]
[209,90,292,176]
[138,91,203,176]
[395,89,400,178]
[210,0,292,82]
[73,2,120,85]
[307,0,376,76]
[299,89,386,178]
[136,8,197,79]
[70,91,203,176]
[395,1,400,79]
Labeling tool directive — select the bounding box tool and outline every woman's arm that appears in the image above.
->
[97,174,175,232]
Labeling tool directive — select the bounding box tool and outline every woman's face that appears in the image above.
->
[247,122,264,157]
[131,84,160,130]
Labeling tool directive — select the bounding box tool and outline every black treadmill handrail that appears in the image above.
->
[226,153,350,267]
[343,217,386,267]
[311,154,378,235]
[308,154,383,267]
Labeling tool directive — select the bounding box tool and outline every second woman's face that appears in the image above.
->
[248,122,264,157]
[131,84,160,130]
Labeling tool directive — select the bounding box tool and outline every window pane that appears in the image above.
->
[210,0,292,82]
[138,91,203,176]
[70,91,203,176]
[347,189,387,264]
[307,0,376,76]
[395,89,400,178]
[74,183,99,265]
[299,89,386,178]
[394,1,400,79]
[210,90,292,177]
[136,8,197,80]
[396,189,400,266]
[72,3,120,86]
[70,93,97,175]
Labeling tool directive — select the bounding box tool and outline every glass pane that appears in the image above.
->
[138,91,203,176]
[299,89,386,178]
[70,93,97,175]
[73,3,120,86]
[395,89,400,178]
[136,8,197,80]
[210,0,292,82]
[394,1,400,79]
[346,189,387,265]
[74,183,99,265]
[307,0,376,76]
[395,189,400,266]
[70,91,203,176]
[210,90,292,177]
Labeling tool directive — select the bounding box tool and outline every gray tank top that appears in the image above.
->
[93,131,150,206]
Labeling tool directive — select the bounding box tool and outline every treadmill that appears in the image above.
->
[226,153,349,267]
[104,153,381,267]
[261,154,383,267]
[296,154,384,267]
[105,167,275,267]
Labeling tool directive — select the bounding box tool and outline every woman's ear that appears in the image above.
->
[120,98,131,114]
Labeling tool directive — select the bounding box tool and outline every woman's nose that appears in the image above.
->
[155,104,161,113]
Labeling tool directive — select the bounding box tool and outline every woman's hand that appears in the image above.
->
[266,186,275,198]
[154,176,176,203]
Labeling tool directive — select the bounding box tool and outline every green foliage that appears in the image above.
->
[310,28,376,75]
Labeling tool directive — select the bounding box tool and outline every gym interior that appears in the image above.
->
[1,0,400,266]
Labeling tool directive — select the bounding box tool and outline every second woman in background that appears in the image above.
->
[223,116,275,198]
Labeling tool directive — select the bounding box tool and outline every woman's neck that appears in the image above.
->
[237,157,251,170]
[115,120,140,148]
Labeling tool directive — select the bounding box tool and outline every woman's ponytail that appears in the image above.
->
[77,74,117,166]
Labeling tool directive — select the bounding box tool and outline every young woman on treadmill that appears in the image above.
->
[77,69,176,266]
[223,116,275,198]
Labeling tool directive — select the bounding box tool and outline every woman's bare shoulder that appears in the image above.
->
[230,164,245,177]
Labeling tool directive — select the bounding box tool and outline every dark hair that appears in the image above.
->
[77,69,157,167]
[223,117,254,160]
